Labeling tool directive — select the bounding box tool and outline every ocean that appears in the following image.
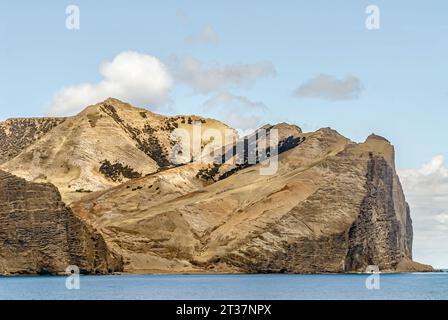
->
[0,273,447,300]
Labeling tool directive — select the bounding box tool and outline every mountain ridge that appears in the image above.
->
[0,98,236,203]
[0,98,434,274]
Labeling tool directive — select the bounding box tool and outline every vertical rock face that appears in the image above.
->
[345,156,409,271]
[341,134,420,272]
[0,170,122,275]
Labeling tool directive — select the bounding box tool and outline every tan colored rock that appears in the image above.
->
[72,122,433,273]
[0,170,122,275]
[0,98,235,203]
[0,117,65,164]
[0,99,432,274]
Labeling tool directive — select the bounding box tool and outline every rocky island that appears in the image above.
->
[0,98,433,275]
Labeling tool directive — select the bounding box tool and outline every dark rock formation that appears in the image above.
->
[345,155,407,271]
[0,170,122,275]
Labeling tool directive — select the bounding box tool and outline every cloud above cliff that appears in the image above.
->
[47,51,275,119]
[293,74,364,101]
[203,92,267,111]
[48,52,173,116]
[399,155,448,268]
[170,56,276,93]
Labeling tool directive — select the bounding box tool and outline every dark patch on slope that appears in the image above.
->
[100,104,170,167]
[216,127,305,181]
[0,118,65,164]
[99,160,142,182]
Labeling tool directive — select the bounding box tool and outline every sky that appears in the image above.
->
[0,0,447,268]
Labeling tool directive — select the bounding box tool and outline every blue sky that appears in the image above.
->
[1,0,447,168]
[1,1,447,266]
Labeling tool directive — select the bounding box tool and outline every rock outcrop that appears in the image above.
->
[0,170,122,275]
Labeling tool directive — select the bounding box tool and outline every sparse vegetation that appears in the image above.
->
[196,163,221,182]
[0,118,65,164]
[162,119,179,132]
[141,125,170,167]
[218,164,250,181]
[99,160,142,182]
[75,188,92,193]
[201,136,215,150]
[139,112,147,119]
[87,112,101,128]
[100,104,171,167]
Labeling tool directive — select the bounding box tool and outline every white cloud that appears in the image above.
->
[185,25,219,45]
[399,155,448,269]
[48,51,173,116]
[226,113,261,132]
[203,92,267,111]
[202,92,266,131]
[294,74,364,101]
[170,56,276,93]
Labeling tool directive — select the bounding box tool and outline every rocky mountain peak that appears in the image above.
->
[366,133,391,144]
[78,97,157,118]
[363,133,395,166]
[0,99,235,203]
[0,99,433,274]
[270,122,302,133]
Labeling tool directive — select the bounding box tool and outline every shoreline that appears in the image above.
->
[1,270,445,278]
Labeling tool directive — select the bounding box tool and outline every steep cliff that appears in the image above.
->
[0,170,122,275]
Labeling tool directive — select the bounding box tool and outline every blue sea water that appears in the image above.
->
[0,273,447,300]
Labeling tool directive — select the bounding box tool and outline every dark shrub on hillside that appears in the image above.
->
[99,160,142,182]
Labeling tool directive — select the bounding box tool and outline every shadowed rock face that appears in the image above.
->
[0,170,122,275]
[345,156,408,271]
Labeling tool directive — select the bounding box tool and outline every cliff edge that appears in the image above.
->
[0,170,122,275]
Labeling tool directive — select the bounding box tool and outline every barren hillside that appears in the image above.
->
[0,98,235,203]
[72,123,433,273]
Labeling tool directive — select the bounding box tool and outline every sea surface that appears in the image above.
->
[0,273,447,300]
